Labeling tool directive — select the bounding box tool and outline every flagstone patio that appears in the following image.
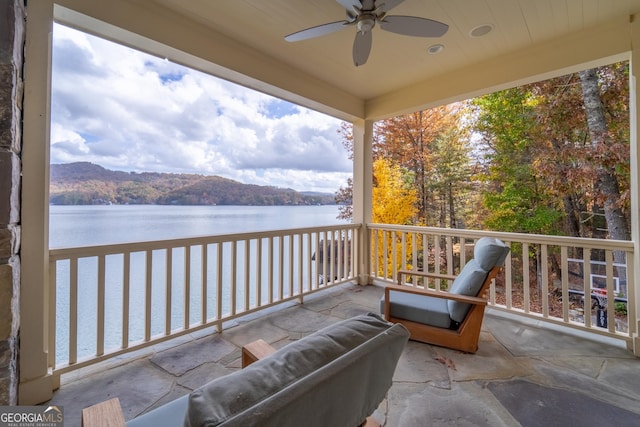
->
[46,283,640,427]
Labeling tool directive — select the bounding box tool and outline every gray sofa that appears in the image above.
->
[125,313,409,427]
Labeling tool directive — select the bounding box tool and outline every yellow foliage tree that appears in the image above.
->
[372,158,419,277]
[372,158,418,224]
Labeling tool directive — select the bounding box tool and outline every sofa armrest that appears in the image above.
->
[83,341,278,427]
[82,398,125,427]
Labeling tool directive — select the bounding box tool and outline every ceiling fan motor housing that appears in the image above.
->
[357,14,376,33]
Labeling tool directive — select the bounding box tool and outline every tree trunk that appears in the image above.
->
[448,182,457,228]
[562,195,581,237]
[548,137,583,239]
[579,69,630,244]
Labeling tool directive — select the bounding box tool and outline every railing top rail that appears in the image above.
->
[366,223,634,251]
[50,223,364,260]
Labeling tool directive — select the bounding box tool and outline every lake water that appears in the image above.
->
[50,204,345,247]
[49,204,346,364]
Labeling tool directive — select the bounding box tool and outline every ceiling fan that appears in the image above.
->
[284,0,448,67]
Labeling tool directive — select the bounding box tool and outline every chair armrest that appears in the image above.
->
[241,339,277,367]
[397,269,456,285]
[82,398,125,427]
[385,283,488,305]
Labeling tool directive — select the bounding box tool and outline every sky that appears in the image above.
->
[50,24,352,194]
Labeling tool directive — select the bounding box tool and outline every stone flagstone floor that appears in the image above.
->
[47,283,640,427]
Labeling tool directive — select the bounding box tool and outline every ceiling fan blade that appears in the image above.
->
[285,21,351,42]
[376,0,404,14]
[380,16,449,37]
[336,0,362,12]
[352,30,372,66]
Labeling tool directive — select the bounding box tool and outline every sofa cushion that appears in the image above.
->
[127,395,189,427]
[380,290,452,328]
[473,237,510,271]
[184,313,408,427]
[447,259,490,323]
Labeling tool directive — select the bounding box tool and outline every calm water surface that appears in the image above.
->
[49,204,346,364]
[50,204,345,247]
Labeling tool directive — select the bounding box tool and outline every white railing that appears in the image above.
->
[49,222,636,377]
[367,224,636,345]
[48,224,359,376]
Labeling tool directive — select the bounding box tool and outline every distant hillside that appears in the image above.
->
[50,162,336,206]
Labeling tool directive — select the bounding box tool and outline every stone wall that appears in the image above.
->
[0,0,25,406]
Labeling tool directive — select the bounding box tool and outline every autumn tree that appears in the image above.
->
[372,158,418,224]
[431,127,477,228]
[472,88,564,235]
[375,104,474,226]
[336,63,630,247]
[579,67,630,242]
[372,158,419,275]
[529,72,593,238]
[473,63,630,294]
[526,64,630,242]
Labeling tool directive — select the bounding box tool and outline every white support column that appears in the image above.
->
[630,14,640,357]
[352,119,374,285]
[19,0,54,403]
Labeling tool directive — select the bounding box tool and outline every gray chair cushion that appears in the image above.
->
[381,290,452,328]
[447,260,490,323]
[379,237,510,332]
[184,313,408,427]
[473,237,510,271]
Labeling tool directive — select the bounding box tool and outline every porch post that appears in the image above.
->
[352,119,374,285]
[19,0,55,403]
[630,14,640,356]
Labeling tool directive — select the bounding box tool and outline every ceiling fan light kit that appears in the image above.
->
[284,0,449,67]
[357,15,376,33]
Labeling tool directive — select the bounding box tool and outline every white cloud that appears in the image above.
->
[50,24,351,193]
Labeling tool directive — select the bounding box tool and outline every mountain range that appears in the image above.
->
[49,162,336,206]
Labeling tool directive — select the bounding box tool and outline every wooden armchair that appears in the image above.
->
[381,237,510,353]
